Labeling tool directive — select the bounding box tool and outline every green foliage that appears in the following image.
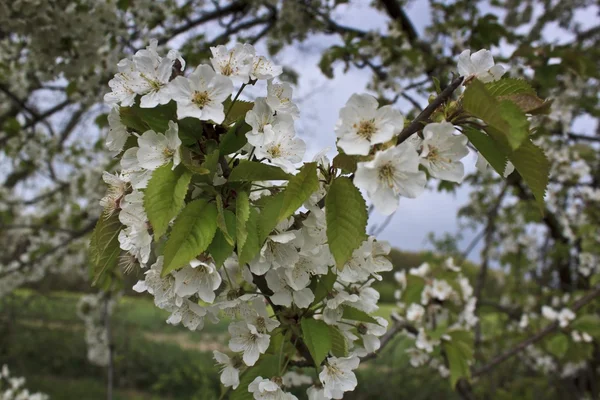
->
[216,194,234,245]
[119,102,176,133]
[223,99,254,126]
[277,162,319,220]
[332,152,357,174]
[89,211,123,286]
[443,331,474,388]
[342,306,379,324]
[220,117,250,155]
[228,160,293,181]
[507,139,549,211]
[301,318,332,365]
[463,79,529,150]
[545,333,569,359]
[326,177,368,269]
[257,191,285,243]
[312,270,337,304]
[401,275,426,304]
[329,325,349,357]
[162,199,218,275]
[235,191,250,252]
[238,207,261,266]
[571,315,600,339]
[144,163,191,240]
[208,209,236,267]
[462,127,508,176]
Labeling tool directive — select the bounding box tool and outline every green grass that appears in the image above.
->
[1,289,456,399]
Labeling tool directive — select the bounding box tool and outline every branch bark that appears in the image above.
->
[396,76,464,145]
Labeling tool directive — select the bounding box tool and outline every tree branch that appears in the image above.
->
[472,284,600,378]
[396,76,464,145]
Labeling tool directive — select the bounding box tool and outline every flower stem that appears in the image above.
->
[224,83,247,121]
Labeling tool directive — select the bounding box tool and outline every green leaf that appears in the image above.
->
[238,207,261,266]
[463,127,508,176]
[278,162,319,220]
[485,78,535,96]
[119,102,177,133]
[301,318,332,365]
[444,340,472,388]
[571,315,600,339]
[463,79,529,150]
[401,275,426,304]
[229,160,292,181]
[208,209,236,267]
[229,354,279,400]
[178,117,204,146]
[507,139,549,212]
[342,306,379,324]
[329,325,349,357]
[257,192,285,243]
[223,99,254,126]
[220,117,250,155]
[180,148,210,175]
[216,195,234,245]
[162,199,218,275]
[313,270,337,305]
[89,211,123,286]
[236,191,250,252]
[546,333,569,359]
[144,163,191,240]
[326,177,368,269]
[201,148,220,178]
[332,153,357,174]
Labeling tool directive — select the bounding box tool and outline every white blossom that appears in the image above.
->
[169,64,233,123]
[266,80,300,119]
[251,56,283,80]
[335,93,404,155]
[457,49,505,83]
[213,351,242,389]
[106,107,130,152]
[228,321,271,366]
[354,143,426,215]
[319,355,360,399]
[248,377,298,400]
[419,122,469,183]
[210,43,255,83]
[173,258,223,303]
[137,121,182,170]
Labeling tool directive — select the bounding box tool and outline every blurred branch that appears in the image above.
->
[473,284,600,378]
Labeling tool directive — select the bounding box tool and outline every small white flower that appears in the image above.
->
[541,306,558,321]
[557,308,575,328]
[248,376,298,400]
[307,385,328,400]
[319,355,360,399]
[210,43,255,83]
[457,49,506,83]
[458,276,473,301]
[407,348,428,367]
[519,314,529,329]
[106,108,130,152]
[419,122,468,183]
[228,321,271,366]
[406,303,425,323]
[213,351,242,389]
[357,317,388,353]
[251,55,283,80]
[354,143,426,215]
[173,258,223,303]
[254,127,305,173]
[169,64,233,123]
[133,257,182,310]
[166,298,207,331]
[137,121,182,170]
[335,93,404,155]
[132,40,179,108]
[415,328,439,353]
[266,80,300,119]
[265,268,315,308]
[245,99,294,147]
[431,279,454,301]
[409,262,430,278]
[104,59,140,106]
[250,223,299,275]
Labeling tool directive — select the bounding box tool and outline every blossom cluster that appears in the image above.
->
[393,258,477,376]
[0,365,47,400]
[76,292,117,367]
[98,41,512,398]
